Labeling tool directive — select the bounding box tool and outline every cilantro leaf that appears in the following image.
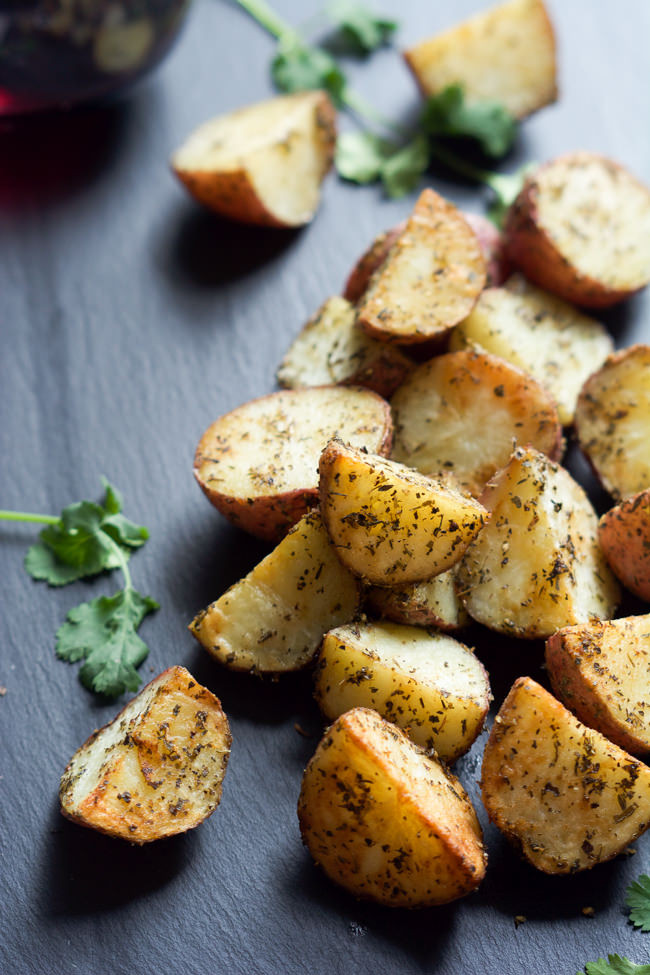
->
[422,83,517,158]
[56,588,159,697]
[627,875,650,931]
[380,133,429,198]
[272,35,346,103]
[327,0,397,53]
[335,130,429,197]
[579,956,650,975]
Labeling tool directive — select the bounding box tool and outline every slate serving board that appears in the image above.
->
[2,2,650,973]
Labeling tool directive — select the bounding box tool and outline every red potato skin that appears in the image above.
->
[599,490,650,601]
[343,223,406,303]
[504,154,649,308]
[463,212,512,286]
[339,348,414,401]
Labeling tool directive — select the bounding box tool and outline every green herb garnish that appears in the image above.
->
[578,956,650,974]
[421,83,517,158]
[627,875,650,932]
[326,0,397,54]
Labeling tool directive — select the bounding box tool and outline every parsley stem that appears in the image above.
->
[0,511,60,525]
[231,0,295,41]
[106,536,133,591]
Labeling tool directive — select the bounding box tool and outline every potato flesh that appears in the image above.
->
[365,568,468,630]
[59,667,231,844]
[451,276,613,426]
[391,348,562,495]
[546,615,650,756]
[190,511,360,673]
[575,345,650,500]
[403,0,557,120]
[314,622,490,760]
[599,489,650,600]
[457,447,619,638]
[298,707,486,906]
[319,440,487,586]
[357,188,486,344]
[481,677,650,873]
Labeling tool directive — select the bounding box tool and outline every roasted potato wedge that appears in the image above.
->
[365,568,468,631]
[190,510,360,674]
[171,91,336,227]
[298,707,487,906]
[343,223,405,303]
[194,385,392,541]
[575,345,650,501]
[481,677,650,873]
[505,153,650,306]
[403,0,557,120]
[276,296,412,399]
[450,274,613,425]
[546,615,650,756]
[599,489,650,601]
[314,622,490,761]
[319,439,487,586]
[357,188,486,346]
[456,447,620,638]
[391,348,563,496]
[59,666,231,844]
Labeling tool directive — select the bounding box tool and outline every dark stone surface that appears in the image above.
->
[1,2,649,972]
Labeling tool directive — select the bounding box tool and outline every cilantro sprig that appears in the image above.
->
[627,875,650,932]
[0,479,158,698]
[579,956,650,975]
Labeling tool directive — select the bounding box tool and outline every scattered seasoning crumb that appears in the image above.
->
[348,921,367,937]
[294,723,313,738]
[0,686,6,696]
[582,906,595,918]
[623,847,637,857]
[514,915,527,928]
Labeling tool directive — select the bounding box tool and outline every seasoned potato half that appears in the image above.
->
[357,188,486,345]
[481,677,650,873]
[298,708,486,906]
[343,223,405,303]
[171,91,336,227]
[457,447,619,638]
[575,345,650,501]
[391,348,563,496]
[546,615,650,756]
[599,489,650,601]
[463,212,511,286]
[194,386,392,541]
[60,666,231,844]
[276,296,412,399]
[403,0,557,120]
[319,439,487,586]
[451,275,613,425]
[314,622,490,761]
[190,510,360,674]
[365,568,469,631]
[505,153,650,306]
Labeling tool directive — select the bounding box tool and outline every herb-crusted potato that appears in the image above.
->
[343,223,405,304]
[319,439,487,586]
[190,510,360,674]
[171,91,336,227]
[599,489,650,601]
[456,447,620,638]
[194,385,392,541]
[391,348,563,496]
[403,0,557,120]
[505,153,650,306]
[314,622,490,761]
[357,188,486,346]
[546,615,650,757]
[575,345,650,501]
[60,666,231,844]
[450,275,613,425]
[276,296,412,399]
[481,677,650,873]
[298,708,487,906]
[365,568,469,631]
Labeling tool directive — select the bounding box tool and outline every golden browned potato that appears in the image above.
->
[456,447,620,638]
[575,345,650,500]
[314,622,490,761]
[545,615,650,756]
[505,153,650,306]
[450,274,613,425]
[391,348,563,496]
[343,223,405,303]
[298,707,487,906]
[357,188,486,346]
[319,439,487,586]
[599,489,650,600]
[194,385,393,541]
[481,676,650,873]
[276,296,412,399]
[190,510,360,674]
[171,91,336,227]
[403,0,557,120]
[365,568,469,631]
[59,666,231,844]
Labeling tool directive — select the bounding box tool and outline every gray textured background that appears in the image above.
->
[1,1,650,973]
